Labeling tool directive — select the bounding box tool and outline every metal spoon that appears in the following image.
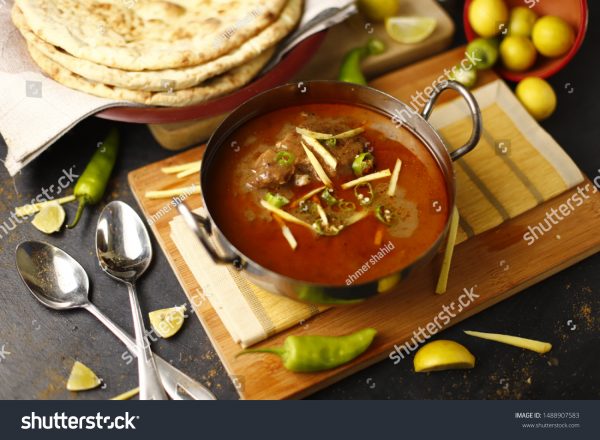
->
[15,240,215,400]
[95,201,167,400]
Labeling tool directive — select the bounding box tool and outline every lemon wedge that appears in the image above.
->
[414,340,475,372]
[66,361,102,391]
[149,305,187,338]
[385,17,437,44]
[31,201,65,234]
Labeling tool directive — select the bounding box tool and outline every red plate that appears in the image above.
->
[95,32,327,124]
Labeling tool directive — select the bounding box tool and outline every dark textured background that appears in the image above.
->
[0,1,598,400]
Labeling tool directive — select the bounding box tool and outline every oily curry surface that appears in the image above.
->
[206,104,449,285]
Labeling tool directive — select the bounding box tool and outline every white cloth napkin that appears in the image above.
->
[0,0,137,176]
[0,0,355,176]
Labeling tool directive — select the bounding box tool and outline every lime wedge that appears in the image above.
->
[149,305,187,339]
[66,361,102,391]
[414,340,475,372]
[385,16,437,44]
[31,201,65,234]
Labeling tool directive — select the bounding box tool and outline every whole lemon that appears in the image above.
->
[357,0,399,22]
[500,35,537,71]
[468,0,509,38]
[532,16,575,57]
[516,77,557,121]
[508,6,538,37]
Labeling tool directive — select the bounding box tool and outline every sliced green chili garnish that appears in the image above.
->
[338,200,356,212]
[323,138,337,148]
[352,152,375,177]
[264,192,290,209]
[375,204,394,226]
[275,151,295,166]
[354,182,374,206]
[321,188,338,206]
[312,219,343,236]
[298,200,310,213]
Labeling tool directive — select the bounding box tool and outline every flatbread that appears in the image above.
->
[27,42,274,106]
[15,0,287,70]
[12,0,301,91]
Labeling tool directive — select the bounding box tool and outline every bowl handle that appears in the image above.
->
[176,201,242,268]
[421,80,482,161]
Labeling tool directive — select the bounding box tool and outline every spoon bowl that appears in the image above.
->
[96,201,152,283]
[16,241,90,310]
[96,201,167,400]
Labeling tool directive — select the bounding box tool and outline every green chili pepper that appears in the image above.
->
[275,151,295,166]
[323,138,337,148]
[264,192,290,209]
[67,128,119,229]
[352,152,375,177]
[237,328,377,372]
[297,286,364,305]
[320,188,338,206]
[375,204,394,226]
[366,38,386,56]
[338,38,386,85]
[354,182,374,206]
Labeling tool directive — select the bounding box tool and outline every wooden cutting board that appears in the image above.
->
[295,0,455,80]
[129,47,600,400]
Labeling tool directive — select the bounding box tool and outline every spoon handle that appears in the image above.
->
[84,303,138,354]
[83,303,215,400]
[126,283,168,400]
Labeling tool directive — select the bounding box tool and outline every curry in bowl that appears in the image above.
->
[181,80,481,303]
[205,103,450,286]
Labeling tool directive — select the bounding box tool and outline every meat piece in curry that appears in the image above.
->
[248,114,369,189]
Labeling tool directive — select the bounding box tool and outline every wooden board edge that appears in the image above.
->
[127,170,247,399]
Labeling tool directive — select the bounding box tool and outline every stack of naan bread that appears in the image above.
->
[11,0,302,107]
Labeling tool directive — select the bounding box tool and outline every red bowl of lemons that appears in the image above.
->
[463,0,588,82]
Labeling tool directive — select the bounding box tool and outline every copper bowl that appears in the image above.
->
[178,80,482,305]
